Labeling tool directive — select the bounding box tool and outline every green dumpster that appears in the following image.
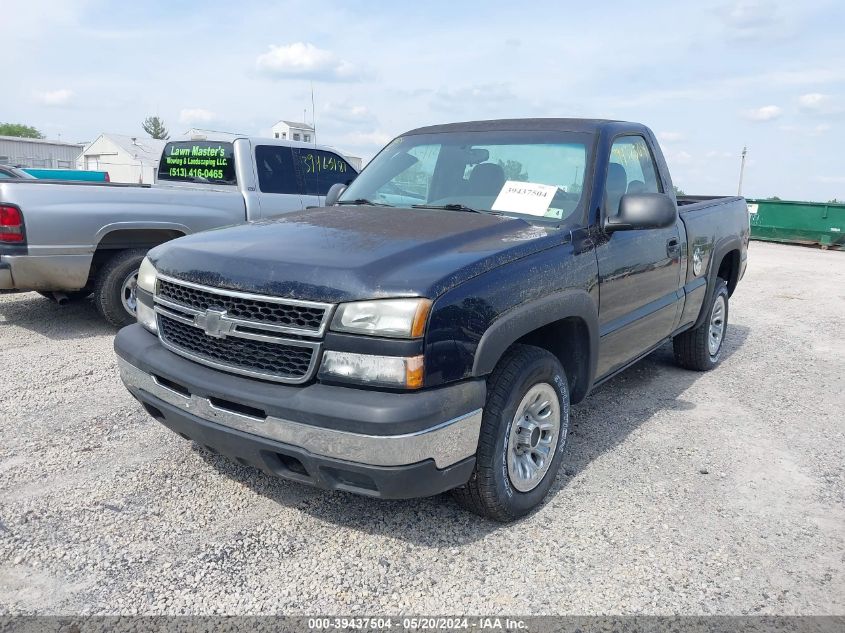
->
[748,199,845,249]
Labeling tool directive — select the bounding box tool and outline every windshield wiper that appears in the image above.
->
[336,198,393,207]
[411,203,484,214]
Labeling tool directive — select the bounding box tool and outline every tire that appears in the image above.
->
[673,279,729,371]
[92,249,146,327]
[452,344,570,522]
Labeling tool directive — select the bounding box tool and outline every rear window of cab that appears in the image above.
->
[157,141,237,185]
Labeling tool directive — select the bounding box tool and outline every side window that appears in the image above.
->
[605,136,661,214]
[255,145,298,194]
[292,148,355,195]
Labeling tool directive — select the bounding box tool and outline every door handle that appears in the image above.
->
[666,238,681,258]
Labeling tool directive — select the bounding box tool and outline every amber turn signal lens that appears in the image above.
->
[405,355,425,389]
[410,300,432,338]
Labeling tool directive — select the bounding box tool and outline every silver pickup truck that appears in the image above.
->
[0,136,358,325]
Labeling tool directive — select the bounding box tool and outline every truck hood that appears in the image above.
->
[149,206,565,303]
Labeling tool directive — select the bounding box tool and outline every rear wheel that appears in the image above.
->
[673,279,729,371]
[92,249,146,327]
[452,344,570,522]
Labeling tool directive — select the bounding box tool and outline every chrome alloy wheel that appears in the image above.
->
[507,383,561,493]
[708,294,726,356]
[121,270,139,316]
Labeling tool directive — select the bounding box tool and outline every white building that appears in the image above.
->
[271,120,315,143]
[76,134,167,184]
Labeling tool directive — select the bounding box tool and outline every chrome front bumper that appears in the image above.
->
[117,356,483,469]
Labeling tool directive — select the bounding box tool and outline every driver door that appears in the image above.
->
[595,135,682,378]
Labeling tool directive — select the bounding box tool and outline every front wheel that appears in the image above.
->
[92,249,147,327]
[673,279,729,371]
[452,344,570,522]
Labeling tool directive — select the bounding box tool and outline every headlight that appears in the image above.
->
[136,300,158,334]
[331,298,431,338]
[137,256,157,293]
[136,257,157,333]
[319,351,424,389]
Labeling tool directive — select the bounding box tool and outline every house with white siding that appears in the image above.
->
[271,120,315,143]
[76,134,166,184]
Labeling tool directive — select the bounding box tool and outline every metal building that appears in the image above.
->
[0,136,85,169]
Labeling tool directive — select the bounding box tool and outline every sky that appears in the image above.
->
[3,0,844,201]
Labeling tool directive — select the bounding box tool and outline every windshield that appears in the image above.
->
[339,130,592,223]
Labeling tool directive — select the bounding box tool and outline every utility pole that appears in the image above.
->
[311,81,317,144]
[737,146,747,196]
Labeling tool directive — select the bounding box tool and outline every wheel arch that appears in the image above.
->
[692,237,742,330]
[93,221,190,251]
[89,223,189,279]
[472,289,599,404]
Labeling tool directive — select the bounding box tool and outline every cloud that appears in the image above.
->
[765,68,845,86]
[35,88,73,106]
[179,108,216,125]
[339,130,394,148]
[255,42,363,82]
[666,150,693,165]
[780,122,832,136]
[658,131,685,143]
[743,105,782,121]
[814,175,845,184]
[430,83,516,113]
[322,101,376,125]
[718,0,779,39]
[797,93,842,116]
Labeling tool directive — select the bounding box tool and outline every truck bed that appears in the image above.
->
[674,194,750,331]
[677,194,744,211]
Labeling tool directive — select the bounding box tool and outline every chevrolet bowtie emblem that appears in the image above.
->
[194,308,234,338]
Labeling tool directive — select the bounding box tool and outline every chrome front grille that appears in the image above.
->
[153,275,332,384]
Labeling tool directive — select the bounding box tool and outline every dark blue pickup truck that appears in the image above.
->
[114,119,748,521]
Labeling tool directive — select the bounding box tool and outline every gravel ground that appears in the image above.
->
[0,241,843,615]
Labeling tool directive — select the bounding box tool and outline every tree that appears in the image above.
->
[497,159,528,181]
[0,123,44,139]
[142,116,169,140]
[673,185,686,196]
[765,196,781,201]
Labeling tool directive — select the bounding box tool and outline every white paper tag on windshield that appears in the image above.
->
[492,180,558,216]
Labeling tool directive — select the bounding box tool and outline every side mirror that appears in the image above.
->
[605,193,677,231]
[325,183,347,206]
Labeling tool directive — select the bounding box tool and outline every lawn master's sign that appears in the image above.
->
[158,141,237,185]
